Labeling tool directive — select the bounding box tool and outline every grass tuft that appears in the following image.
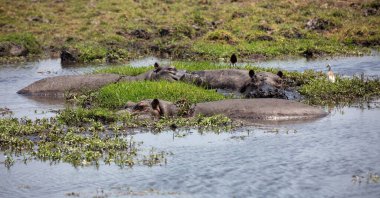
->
[0,33,41,54]
[96,81,226,109]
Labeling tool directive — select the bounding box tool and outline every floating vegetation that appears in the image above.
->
[0,107,13,117]
[352,172,380,184]
[0,104,238,168]
[0,118,167,168]
[300,75,380,105]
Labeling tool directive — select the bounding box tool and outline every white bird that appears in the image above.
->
[326,64,336,83]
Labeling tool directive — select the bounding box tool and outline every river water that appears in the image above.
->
[0,56,380,197]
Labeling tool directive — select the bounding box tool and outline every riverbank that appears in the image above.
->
[1,0,379,64]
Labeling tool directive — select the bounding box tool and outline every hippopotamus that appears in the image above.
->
[123,98,327,123]
[17,65,186,97]
[181,69,297,99]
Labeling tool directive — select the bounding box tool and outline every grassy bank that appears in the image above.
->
[0,0,379,63]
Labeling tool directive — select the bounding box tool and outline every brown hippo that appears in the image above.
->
[119,63,186,82]
[123,98,327,122]
[17,65,186,97]
[181,69,295,99]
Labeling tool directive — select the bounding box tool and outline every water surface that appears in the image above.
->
[1,105,380,198]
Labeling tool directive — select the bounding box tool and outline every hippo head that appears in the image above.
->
[240,70,287,99]
[150,63,186,82]
[124,99,178,119]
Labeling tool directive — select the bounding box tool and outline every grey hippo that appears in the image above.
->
[181,69,299,99]
[123,98,327,123]
[17,64,186,97]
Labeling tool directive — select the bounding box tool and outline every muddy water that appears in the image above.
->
[1,56,380,197]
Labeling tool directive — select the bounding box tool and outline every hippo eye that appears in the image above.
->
[133,105,145,111]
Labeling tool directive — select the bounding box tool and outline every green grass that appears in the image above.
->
[0,33,41,54]
[74,42,108,63]
[95,65,153,76]
[96,81,226,109]
[0,0,379,62]
[299,76,380,105]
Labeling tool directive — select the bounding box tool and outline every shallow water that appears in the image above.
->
[0,59,104,119]
[253,54,380,76]
[1,105,380,198]
[1,56,380,197]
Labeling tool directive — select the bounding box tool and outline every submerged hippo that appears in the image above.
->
[181,69,296,99]
[17,65,186,97]
[123,98,327,122]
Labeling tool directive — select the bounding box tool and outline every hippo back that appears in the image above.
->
[190,69,250,90]
[17,74,121,97]
[194,99,327,121]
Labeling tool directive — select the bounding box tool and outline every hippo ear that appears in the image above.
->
[154,62,159,68]
[277,71,284,78]
[151,99,160,109]
[249,70,255,78]
[151,99,163,116]
[240,86,247,93]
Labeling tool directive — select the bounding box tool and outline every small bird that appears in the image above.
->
[326,64,336,83]
[154,62,162,73]
[230,54,237,67]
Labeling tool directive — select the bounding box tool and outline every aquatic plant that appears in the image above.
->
[0,118,166,168]
[299,75,380,105]
[57,107,119,125]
